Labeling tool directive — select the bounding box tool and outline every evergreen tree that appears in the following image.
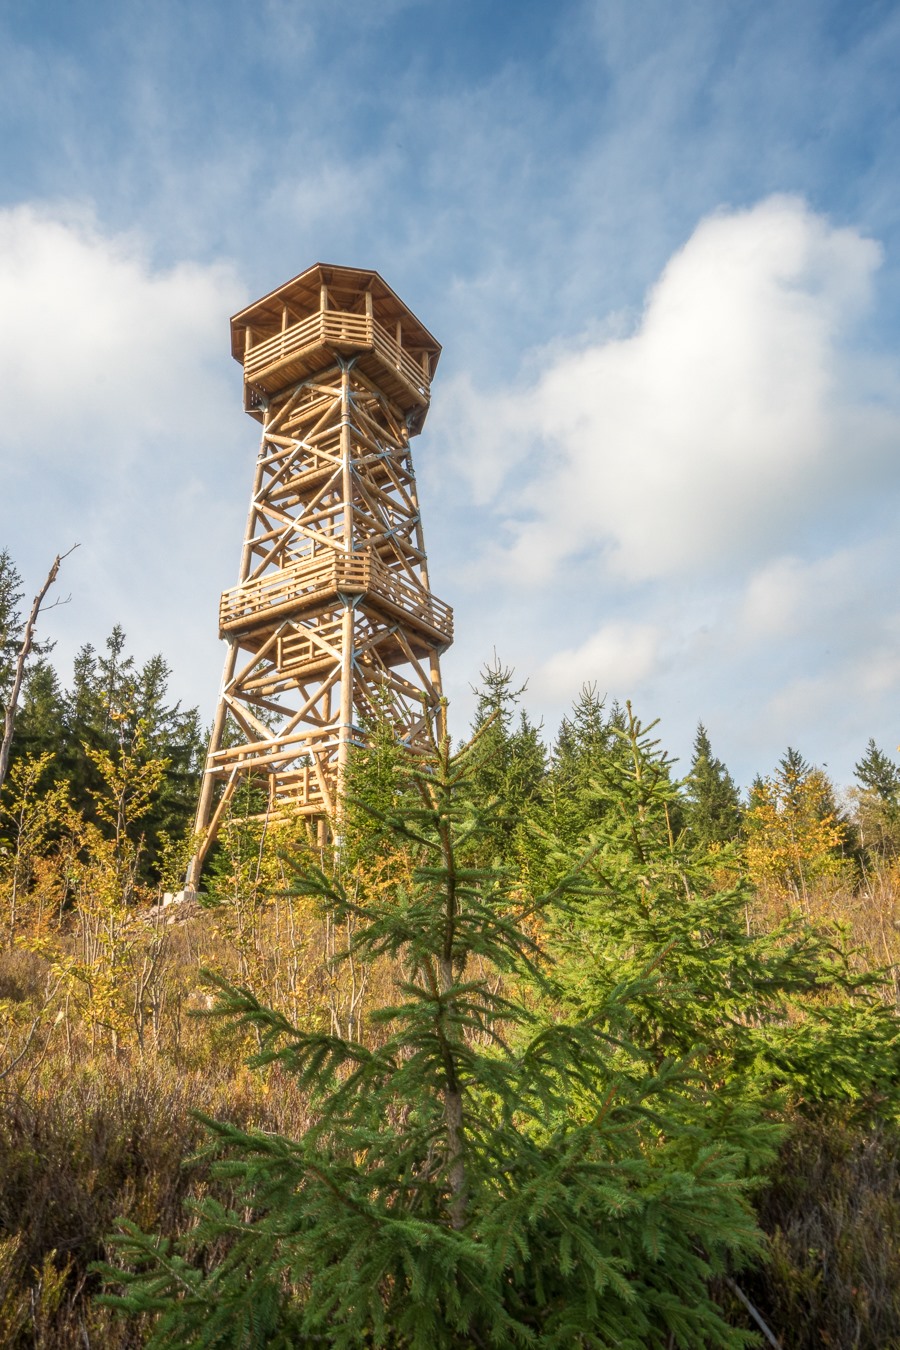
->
[131,653,204,869]
[58,629,202,877]
[775,748,846,834]
[60,635,127,810]
[338,700,410,870]
[853,739,900,861]
[103,717,771,1348]
[745,751,848,907]
[684,721,742,847]
[545,685,626,852]
[855,739,900,801]
[466,658,546,863]
[0,548,24,704]
[0,549,61,790]
[553,704,900,1115]
[779,745,812,783]
[9,657,67,764]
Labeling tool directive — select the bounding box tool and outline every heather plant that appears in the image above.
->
[748,1112,900,1349]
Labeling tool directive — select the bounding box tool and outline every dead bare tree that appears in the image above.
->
[0,545,79,793]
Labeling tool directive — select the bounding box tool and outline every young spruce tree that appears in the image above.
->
[853,738,900,861]
[103,710,768,1349]
[684,721,742,848]
[553,706,900,1120]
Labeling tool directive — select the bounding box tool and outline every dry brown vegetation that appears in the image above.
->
[0,739,402,1347]
[2,723,900,1346]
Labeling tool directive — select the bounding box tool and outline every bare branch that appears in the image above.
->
[41,593,74,613]
[0,544,80,792]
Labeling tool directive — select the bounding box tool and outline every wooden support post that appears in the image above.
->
[336,359,354,813]
[187,638,239,889]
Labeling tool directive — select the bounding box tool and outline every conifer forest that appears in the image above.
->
[3,543,900,1349]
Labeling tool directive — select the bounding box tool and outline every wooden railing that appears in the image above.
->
[243,309,431,401]
[244,310,323,378]
[219,552,453,643]
[369,315,432,401]
[219,553,341,631]
[370,556,453,639]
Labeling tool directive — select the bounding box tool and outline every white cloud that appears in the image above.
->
[739,549,863,641]
[447,195,898,585]
[737,539,900,657]
[0,205,250,710]
[1,195,896,791]
[535,620,662,702]
[0,203,243,454]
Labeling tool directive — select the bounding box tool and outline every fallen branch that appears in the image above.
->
[725,1275,782,1348]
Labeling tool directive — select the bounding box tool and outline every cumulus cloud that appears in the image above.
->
[0,205,250,708]
[535,620,662,702]
[0,204,243,456]
[736,539,900,655]
[447,195,898,584]
[739,549,872,642]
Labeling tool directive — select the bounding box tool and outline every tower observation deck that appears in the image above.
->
[188,264,452,881]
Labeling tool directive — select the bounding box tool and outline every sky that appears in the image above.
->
[1,0,899,790]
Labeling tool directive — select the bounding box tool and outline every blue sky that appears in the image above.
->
[1,0,899,789]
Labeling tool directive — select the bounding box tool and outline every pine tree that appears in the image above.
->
[7,658,67,765]
[58,629,202,878]
[855,739,900,800]
[130,653,204,872]
[685,722,742,847]
[779,745,812,783]
[745,752,847,908]
[337,699,410,870]
[102,715,770,1349]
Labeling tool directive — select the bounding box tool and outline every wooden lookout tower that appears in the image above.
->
[188,264,452,884]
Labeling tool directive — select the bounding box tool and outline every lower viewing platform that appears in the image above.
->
[219,552,453,648]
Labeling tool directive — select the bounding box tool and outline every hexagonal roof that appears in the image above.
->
[230,263,441,370]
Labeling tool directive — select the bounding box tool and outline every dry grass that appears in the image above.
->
[2,846,900,1345]
[0,902,326,1349]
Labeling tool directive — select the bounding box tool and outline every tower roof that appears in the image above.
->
[230,263,441,370]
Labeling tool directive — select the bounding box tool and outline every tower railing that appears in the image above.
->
[243,309,431,401]
[219,551,453,645]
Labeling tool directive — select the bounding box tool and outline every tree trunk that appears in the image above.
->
[0,546,77,793]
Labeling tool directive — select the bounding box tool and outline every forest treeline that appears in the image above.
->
[3,545,900,1347]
